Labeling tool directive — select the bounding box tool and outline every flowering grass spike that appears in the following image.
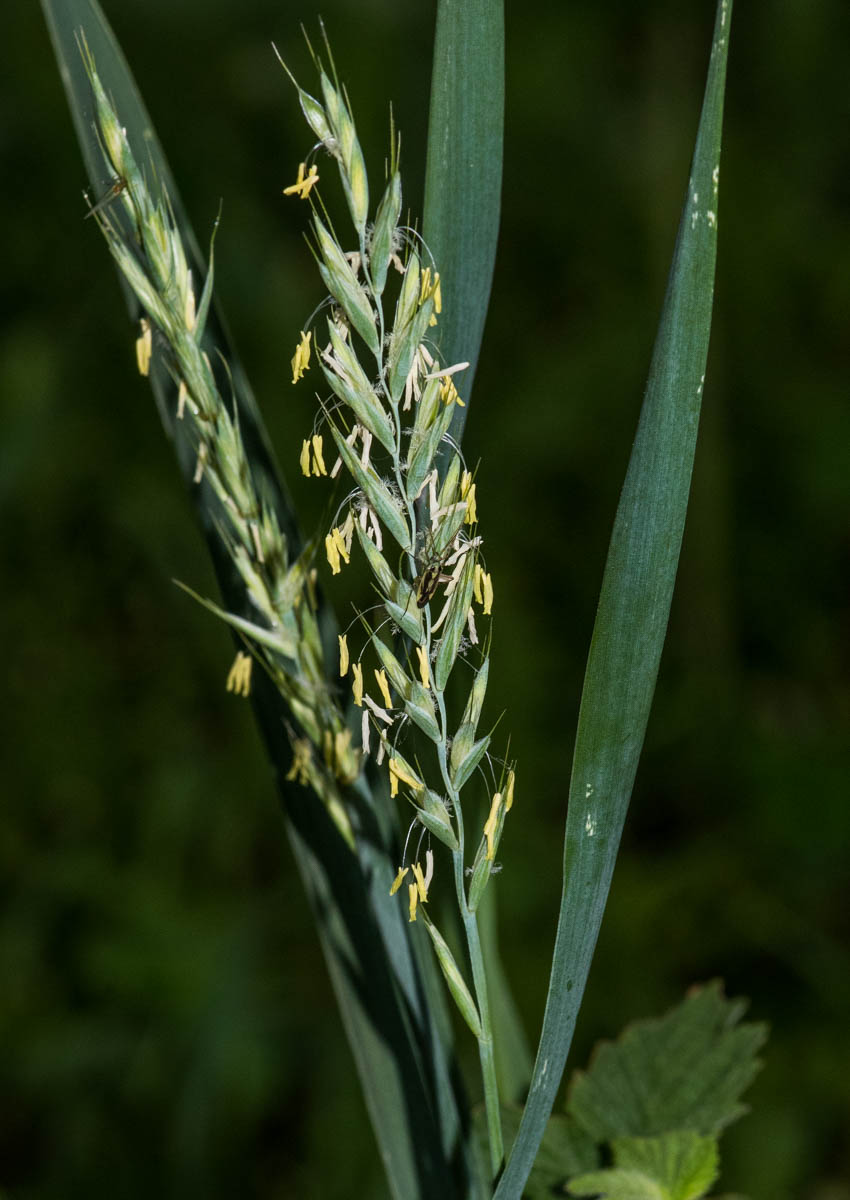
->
[280,38,518,1174]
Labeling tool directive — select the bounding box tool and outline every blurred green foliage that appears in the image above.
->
[2,1,848,1197]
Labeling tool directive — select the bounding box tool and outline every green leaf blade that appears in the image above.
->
[495,5,734,1196]
[424,0,504,430]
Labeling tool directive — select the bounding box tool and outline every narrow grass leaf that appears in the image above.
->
[424,0,504,428]
[494,5,734,1195]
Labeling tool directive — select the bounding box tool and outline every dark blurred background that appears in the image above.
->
[2,1,848,1197]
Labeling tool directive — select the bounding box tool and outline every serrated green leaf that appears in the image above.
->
[567,983,766,1141]
[569,1167,664,1200]
[569,1132,719,1200]
[495,8,734,1196]
[613,1133,719,1200]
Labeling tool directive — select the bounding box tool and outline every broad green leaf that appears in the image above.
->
[613,1133,720,1200]
[567,982,767,1140]
[424,0,504,431]
[41,4,477,1195]
[494,4,734,1196]
[569,1131,720,1200]
[568,1168,665,1200]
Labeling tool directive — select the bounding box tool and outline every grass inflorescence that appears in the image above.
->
[280,38,517,1171]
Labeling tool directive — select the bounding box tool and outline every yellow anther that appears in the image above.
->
[135,318,152,377]
[416,644,430,689]
[338,634,350,677]
[311,433,327,476]
[419,266,433,306]
[352,662,364,707]
[374,668,392,709]
[299,439,311,477]
[389,757,420,790]
[285,738,312,785]
[484,792,502,861]
[505,768,516,812]
[325,532,341,575]
[283,161,319,199]
[225,650,253,697]
[388,757,421,805]
[474,565,493,614]
[390,866,409,896]
[332,526,351,566]
[412,861,429,904]
[439,376,465,408]
[482,571,494,615]
[291,329,312,383]
[408,882,419,922]
[463,482,477,525]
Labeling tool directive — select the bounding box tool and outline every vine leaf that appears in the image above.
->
[567,982,767,1142]
[568,1130,720,1200]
